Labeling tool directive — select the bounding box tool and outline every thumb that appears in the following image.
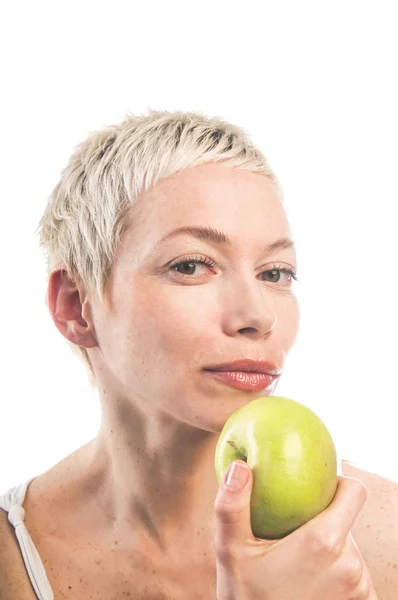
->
[214,460,254,559]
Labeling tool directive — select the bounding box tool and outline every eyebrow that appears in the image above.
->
[155,225,295,254]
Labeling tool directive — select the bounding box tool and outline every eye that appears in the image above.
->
[260,267,299,285]
[169,255,216,277]
[168,255,298,286]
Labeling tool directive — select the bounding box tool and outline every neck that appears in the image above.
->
[83,393,221,560]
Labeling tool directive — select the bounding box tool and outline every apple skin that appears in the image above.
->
[214,396,338,539]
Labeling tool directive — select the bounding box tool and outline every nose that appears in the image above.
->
[222,275,277,339]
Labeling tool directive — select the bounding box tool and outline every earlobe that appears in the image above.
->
[47,269,98,349]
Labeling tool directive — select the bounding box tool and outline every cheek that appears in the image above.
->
[110,281,300,379]
[148,290,212,359]
[120,286,210,365]
[278,296,300,348]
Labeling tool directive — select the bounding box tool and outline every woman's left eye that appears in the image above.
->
[260,267,298,285]
[168,256,298,285]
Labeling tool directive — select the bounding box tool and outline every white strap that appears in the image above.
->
[1,478,54,600]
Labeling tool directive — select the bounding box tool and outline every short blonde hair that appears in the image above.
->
[36,109,279,389]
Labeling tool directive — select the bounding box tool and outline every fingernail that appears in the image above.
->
[225,461,249,490]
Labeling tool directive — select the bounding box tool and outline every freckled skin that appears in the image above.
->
[74,163,299,548]
[340,461,398,598]
[36,163,300,597]
[1,163,397,598]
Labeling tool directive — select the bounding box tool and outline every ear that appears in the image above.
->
[47,268,98,349]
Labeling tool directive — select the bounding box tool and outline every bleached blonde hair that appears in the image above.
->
[36,109,280,389]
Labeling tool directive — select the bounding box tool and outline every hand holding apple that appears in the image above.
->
[214,395,338,539]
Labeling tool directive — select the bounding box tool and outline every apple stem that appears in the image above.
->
[227,440,248,462]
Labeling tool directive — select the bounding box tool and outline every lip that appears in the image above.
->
[204,358,281,376]
[205,370,279,391]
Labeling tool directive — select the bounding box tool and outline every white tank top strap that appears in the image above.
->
[0,476,54,600]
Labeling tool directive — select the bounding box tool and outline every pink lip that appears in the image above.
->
[205,370,278,391]
[204,358,281,376]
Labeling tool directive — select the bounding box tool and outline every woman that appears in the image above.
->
[0,109,396,599]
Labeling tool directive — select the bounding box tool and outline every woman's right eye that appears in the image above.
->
[169,256,216,278]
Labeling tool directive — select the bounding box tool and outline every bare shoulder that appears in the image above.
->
[0,507,38,600]
[341,459,398,599]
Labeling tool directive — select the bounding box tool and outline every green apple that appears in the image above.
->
[214,396,338,539]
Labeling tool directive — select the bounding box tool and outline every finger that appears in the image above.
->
[351,560,379,600]
[214,460,256,563]
[290,476,367,549]
[347,536,379,600]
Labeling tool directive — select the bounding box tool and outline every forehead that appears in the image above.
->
[125,163,291,253]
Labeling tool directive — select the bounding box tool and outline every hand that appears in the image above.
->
[214,459,378,599]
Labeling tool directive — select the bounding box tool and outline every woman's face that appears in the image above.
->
[90,163,300,432]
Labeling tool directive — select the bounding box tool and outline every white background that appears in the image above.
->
[1,0,397,492]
